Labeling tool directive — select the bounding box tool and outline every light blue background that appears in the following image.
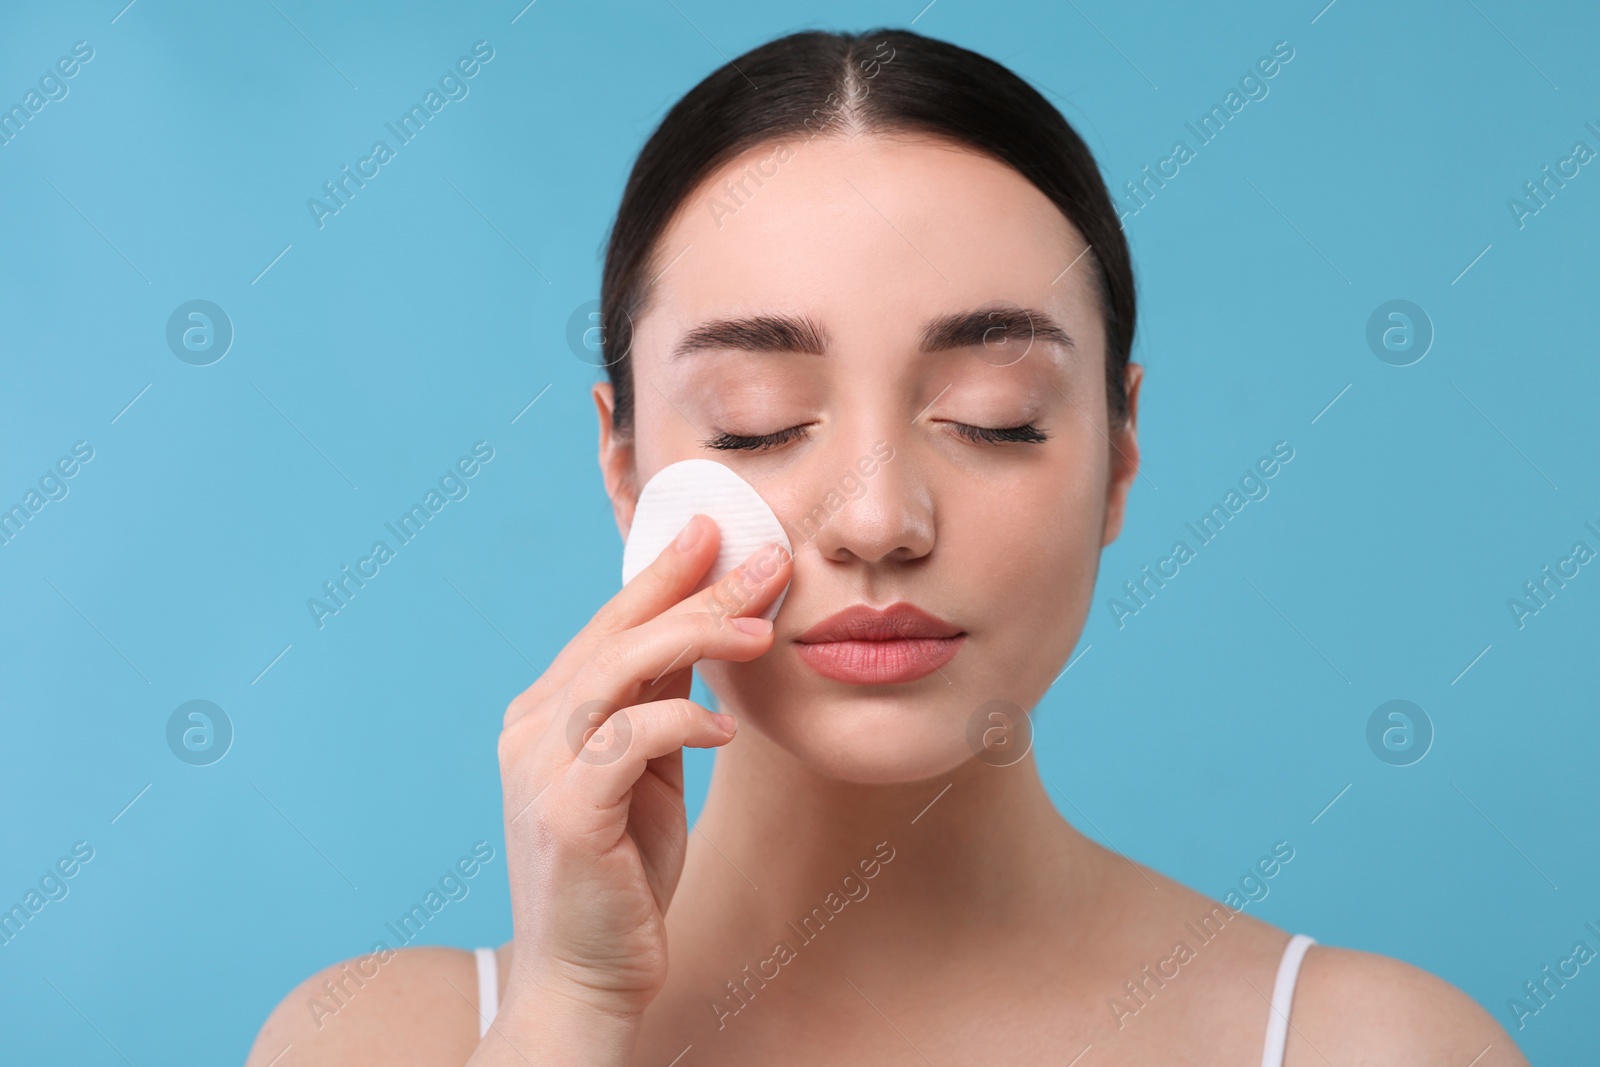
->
[2,0,1596,1062]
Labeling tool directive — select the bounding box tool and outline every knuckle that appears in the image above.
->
[568,701,631,765]
[505,672,559,729]
[589,600,627,636]
[690,609,723,639]
[667,697,702,735]
[709,569,746,606]
[608,706,654,756]
[496,715,534,768]
[643,558,679,596]
[591,636,635,678]
[705,605,745,637]
[498,701,562,768]
[502,694,526,730]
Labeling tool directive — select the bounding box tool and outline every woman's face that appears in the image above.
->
[596,132,1141,784]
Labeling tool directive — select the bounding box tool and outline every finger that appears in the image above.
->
[591,513,726,635]
[506,514,723,720]
[511,533,792,730]
[513,602,771,776]
[673,538,793,628]
[610,527,793,630]
[563,607,775,736]
[557,698,736,827]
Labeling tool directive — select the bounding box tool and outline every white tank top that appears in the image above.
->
[473,933,1317,1065]
[1260,934,1316,1067]
[474,946,500,1039]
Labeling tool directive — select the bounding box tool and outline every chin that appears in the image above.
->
[699,658,1011,786]
[781,704,980,785]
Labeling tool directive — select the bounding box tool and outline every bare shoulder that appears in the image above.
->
[245,945,496,1066]
[1287,945,1530,1066]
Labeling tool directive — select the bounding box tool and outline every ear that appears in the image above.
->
[1100,361,1143,547]
[593,382,639,539]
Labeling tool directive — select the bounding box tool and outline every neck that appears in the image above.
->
[668,725,1102,971]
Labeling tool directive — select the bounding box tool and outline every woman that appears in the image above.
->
[248,28,1526,1066]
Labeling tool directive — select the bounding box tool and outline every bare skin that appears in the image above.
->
[247,134,1529,1066]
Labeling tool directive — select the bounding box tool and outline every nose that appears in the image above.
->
[798,435,934,567]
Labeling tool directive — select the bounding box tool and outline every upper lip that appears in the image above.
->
[795,602,964,643]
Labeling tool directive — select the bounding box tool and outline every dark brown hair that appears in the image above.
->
[598,27,1136,438]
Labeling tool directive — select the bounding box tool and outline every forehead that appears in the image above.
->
[632,133,1105,364]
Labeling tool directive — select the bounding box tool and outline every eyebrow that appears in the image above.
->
[668,306,1074,361]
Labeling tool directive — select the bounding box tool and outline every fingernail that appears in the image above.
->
[674,515,704,551]
[732,616,772,636]
[712,712,737,734]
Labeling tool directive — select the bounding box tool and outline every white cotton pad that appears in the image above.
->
[621,459,793,622]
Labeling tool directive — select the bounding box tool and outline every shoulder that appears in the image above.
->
[245,945,501,1066]
[1286,944,1530,1066]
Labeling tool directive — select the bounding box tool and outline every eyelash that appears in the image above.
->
[951,422,1050,445]
[702,422,1049,451]
[704,426,810,452]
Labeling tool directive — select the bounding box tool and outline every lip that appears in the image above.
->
[794,602,966,684]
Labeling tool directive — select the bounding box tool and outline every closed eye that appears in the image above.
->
[703,425,812,452]
[949,422,1050,445]
[702,421,1050,452]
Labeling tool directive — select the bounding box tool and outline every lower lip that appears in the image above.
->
[795,635,967,684]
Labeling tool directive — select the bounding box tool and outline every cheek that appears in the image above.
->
[948,456,1105,679]
[953,454,1105,591]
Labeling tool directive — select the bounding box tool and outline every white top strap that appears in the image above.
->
[475,946,500,1039]
[1259,934,1316,1067]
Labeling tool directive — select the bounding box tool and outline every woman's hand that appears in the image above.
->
[472,514,790,1062]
